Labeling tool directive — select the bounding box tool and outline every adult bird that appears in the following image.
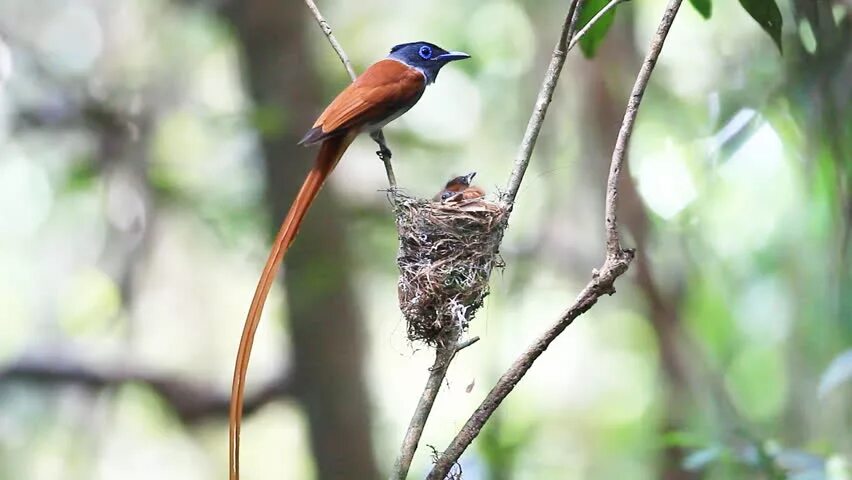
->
[434,171,485,202]
[229,41,470,480]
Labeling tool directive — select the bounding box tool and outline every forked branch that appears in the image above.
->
[427,0,684,477]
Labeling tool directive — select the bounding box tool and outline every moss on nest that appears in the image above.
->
[392,191,507,346]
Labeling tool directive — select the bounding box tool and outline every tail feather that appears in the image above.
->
[229,132,356,480]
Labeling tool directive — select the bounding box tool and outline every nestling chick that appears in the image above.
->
[433,172,486,202]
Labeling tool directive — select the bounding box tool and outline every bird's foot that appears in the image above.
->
[370,131,393,161]
[376,145,393,161]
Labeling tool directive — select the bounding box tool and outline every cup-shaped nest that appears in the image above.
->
[393,191,507,346]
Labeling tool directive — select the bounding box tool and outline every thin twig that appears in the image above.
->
[455,336,480,351]
[502,0,629,208]
[302,0,356,81]
[302,0,397,187]
[390,336,479,480]
[501,0,587,207]
[427,0,683,476]
[568,0,627,51]
[605,0,681,255]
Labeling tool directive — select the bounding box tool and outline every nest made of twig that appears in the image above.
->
[393,190,507,346]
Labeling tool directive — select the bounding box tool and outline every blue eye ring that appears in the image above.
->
[418,45,432,59]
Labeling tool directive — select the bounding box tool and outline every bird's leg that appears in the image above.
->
[370,129,397,189]
[370,130,392,161]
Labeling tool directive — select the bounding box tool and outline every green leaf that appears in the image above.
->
[688,0,712,19]
[577,0,619,58]
[738,0,783,53]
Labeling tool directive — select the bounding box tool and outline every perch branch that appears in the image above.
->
[302,0,397,188]
[501,0,587,207]
[0,355,292,424]
[390,337,479,479]
[427,0,683,477]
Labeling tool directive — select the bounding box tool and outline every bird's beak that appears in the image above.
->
[437,51,471,62]
[464,171,477,183]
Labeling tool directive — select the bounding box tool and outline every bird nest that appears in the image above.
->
[392,191,507,346]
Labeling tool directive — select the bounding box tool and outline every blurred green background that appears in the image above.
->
[0,0,850,478]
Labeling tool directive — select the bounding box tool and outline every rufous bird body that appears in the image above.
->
[229,41,469,480]
[434,171,485,202]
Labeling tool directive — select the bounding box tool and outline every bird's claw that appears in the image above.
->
[370,131,392,162]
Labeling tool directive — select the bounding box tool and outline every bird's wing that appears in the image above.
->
[308,59,425,139]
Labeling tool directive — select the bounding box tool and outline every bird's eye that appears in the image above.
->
[418,45,432,59]
[441,191,453,200]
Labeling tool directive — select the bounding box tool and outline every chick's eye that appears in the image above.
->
[441,191,453,200]
[418,46,432,59]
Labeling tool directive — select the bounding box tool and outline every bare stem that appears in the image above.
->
[502,0,630,209]
[568,0,626,51]
[427,0,683,477]
[303,0,356,81]
[501,0,586,207]
[605,0,681,255]
[302,0,396,186]
[390,337,479,480]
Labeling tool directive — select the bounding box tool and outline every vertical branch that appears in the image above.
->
[605,0,681,255]
[427,0,683,477]
[303,0,356,81]
[502,0,586,207]
[390,337,479,480]
[392,347,455,480]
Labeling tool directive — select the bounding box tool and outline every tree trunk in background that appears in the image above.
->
[224,1,380,478]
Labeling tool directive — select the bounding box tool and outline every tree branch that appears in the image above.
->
[605,0,681,255]
[302,0,356,81]
[502,0,632,208]
[302,0,396,188]
[427,0,683,476]
[390,1,625,474]
[502,0,586,207]
[390,337,479,480]
[0,355,291,425]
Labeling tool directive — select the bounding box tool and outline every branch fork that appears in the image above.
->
[301,0,684,477]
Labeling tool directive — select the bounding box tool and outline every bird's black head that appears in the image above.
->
[388,41,470,84]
